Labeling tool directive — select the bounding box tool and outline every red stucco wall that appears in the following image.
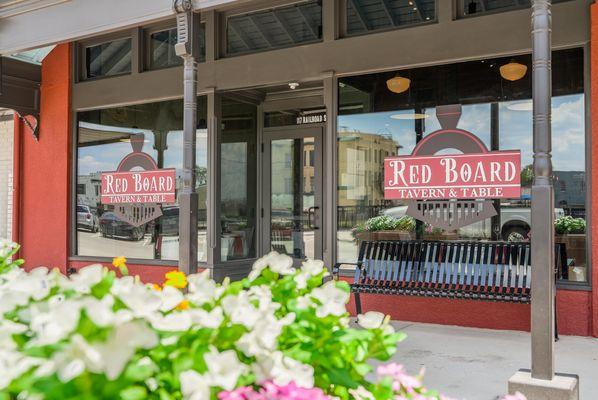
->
[17,44,71,273]
[590,2,598,338]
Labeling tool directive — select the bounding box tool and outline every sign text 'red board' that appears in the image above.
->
[384,151,521,200]
[101,169,176,204]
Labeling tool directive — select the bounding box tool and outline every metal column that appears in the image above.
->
[174,0,200,275]
[530,0,554,380]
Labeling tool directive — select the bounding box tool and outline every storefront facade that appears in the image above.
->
[3,0,598,336]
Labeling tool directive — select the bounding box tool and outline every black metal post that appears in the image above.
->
[174,0,200,275]
[531,0,554,380]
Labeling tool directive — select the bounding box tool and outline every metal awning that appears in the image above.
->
[0,0,241,55]
[0,56,41,137]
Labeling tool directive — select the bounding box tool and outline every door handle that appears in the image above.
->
[308,206,320,230]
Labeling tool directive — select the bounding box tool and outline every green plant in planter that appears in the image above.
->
[351,216,415,241]
[555,216,586,235]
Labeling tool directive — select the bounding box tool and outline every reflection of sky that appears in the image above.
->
[78,124,208,175]
[338,94,584,171]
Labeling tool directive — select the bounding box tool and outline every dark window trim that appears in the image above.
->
[339,0,438,39]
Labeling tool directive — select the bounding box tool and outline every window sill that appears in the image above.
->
[68,255,208,268]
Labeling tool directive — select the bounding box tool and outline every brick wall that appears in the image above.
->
[0,110,14,241]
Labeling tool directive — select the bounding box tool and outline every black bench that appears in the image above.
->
[334,240,565,337]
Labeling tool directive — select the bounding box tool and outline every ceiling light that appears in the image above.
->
[288,82,299,90]
[386,75,411,94]
[390,113,429,120]
[507,101,533,111]
[500,61,528,81]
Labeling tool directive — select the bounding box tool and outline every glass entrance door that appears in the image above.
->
[262,127,323,262]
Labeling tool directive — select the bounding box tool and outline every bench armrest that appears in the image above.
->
[332,263,358,281]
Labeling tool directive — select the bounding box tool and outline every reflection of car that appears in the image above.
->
[76,205,98,232]
[160,206,179,236]
[381,204,565,242]
[99,212,145,241]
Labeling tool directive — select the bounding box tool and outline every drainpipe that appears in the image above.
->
[508,1,579,397]
[174,0,200,275]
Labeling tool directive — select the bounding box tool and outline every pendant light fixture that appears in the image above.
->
[499,60,528,81]
[386,74,411,94]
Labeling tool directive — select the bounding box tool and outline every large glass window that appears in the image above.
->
[345,0,436,37]
[226,0,322,56]
[457,0,572,18]
[337,48,587,284]
[220,98,258,261]
[85,38,132,79]
[76,98,208,262]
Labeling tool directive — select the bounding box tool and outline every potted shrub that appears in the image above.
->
[422,224,459,241]
[555,216,586,281]
[351,215,416,243]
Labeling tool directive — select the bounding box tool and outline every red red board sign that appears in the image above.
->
[384,151,521,200]
[101,169,176,204]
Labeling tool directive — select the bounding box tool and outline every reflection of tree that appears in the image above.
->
[521,164,533,187]
[195,166,208,187]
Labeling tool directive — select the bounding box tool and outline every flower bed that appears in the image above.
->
[0,240,524,400]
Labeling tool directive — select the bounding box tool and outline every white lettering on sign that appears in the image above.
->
[384,151,521,200]
[101,169,176,205]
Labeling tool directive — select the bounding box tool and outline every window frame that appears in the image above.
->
[71,97,210,267]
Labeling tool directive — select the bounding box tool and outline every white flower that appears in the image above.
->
[249,251,294,281]
[29,299,82,345]
[295,295,312,310]
[301,259,326,277]
[81,295,119,327]
[150,312,192,332]
[236,313,295,357]
[189,307,223,329]
[67,264,104,293]
[203,347,248,391]
[221,293,261,328]
[187,271,222,306]
[51,334,103,382]
[159,286,185,312]
[180,370,210,400]
[348,386,376,400]
[0,239,18,259]
[252,351,314,388]
[357,311,386,329]
[310,281,349,318]
[115,281,162,318]
[95,320,158,380]
[0,348,42,390]
[248,285,280,313]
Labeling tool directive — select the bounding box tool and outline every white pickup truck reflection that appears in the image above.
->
[381,204,565,241]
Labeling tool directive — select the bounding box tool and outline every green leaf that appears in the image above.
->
[327,368,360,389]
[120,386,148,400]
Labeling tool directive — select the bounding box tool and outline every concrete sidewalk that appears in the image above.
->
[385,322,598,400]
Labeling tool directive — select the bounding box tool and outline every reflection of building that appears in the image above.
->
[337,128,398,207]
[77,172,102,209]
[554,171,586,217]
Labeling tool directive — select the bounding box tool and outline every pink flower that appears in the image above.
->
[377,363,422,392]
[218,381,330,400]
[502,392,527,400]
